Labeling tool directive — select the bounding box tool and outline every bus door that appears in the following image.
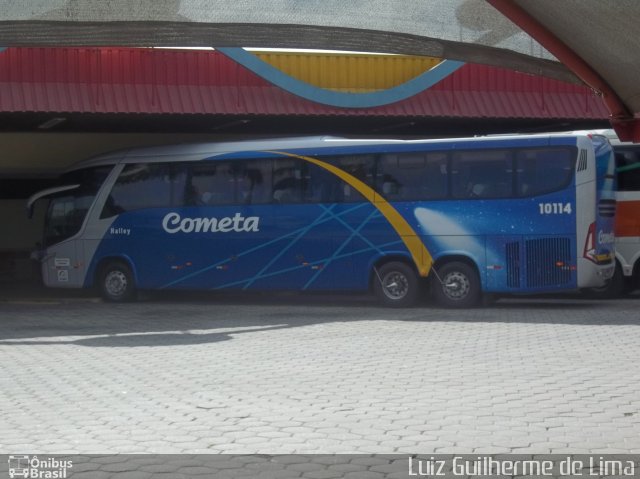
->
[40,191,91,288]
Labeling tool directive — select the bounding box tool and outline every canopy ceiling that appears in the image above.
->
[0,0,638,139]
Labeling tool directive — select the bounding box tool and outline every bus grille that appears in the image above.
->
[506,241,521,288]
[598,199,616,217]
[525,237,572,288]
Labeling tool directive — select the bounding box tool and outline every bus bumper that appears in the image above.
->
[599,264,615,281]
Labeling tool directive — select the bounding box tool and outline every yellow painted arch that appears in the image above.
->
[269,150,433,277]
[255,51,444,93]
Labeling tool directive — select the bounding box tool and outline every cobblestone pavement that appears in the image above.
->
[1,291,639,455]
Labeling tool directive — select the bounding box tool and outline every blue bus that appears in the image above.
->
[28,134,616,307]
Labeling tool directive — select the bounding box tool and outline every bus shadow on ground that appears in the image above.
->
[141,289,640,313]
[1,324,292,348]
[1,287,639,348]
[1,280,637,309]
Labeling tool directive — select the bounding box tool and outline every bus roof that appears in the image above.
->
[67,132,597,172]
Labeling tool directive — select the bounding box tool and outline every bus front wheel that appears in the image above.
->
[432,261,481,308]
[373,261,419,307]
[99,261,136,302]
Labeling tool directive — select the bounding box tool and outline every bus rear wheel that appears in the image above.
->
[100,261,136,302]
[373,261,419,307]
[432,261,481,308]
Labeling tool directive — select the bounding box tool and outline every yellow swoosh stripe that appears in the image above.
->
[269,151,433,277]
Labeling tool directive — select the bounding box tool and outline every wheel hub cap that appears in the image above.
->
[442,271,470,299]
[382,272,409,300]
[105,271,127,296]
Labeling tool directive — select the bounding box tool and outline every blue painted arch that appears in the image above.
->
[217,47,464,109]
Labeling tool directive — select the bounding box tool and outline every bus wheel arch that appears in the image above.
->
[371,256,421,308]
[431,256,482,308]
[96,257,137,302]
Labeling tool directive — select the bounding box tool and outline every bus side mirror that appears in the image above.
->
[26,195,39,219]
[30,242,43,261]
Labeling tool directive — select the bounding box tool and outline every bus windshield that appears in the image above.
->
[42,166,112,247]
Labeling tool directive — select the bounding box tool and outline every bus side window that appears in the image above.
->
[235,160,272,204]
[101,163,172,218]
[303,162,341,203]
[452,150,513,199]
[332,154,375,202]
[616,149,640,191]
[377,152,448,200]
[272,159,304,204]
[425,154,449,198]
[515,148,573,197]
[170,163,188,207]
[187,162,235,206]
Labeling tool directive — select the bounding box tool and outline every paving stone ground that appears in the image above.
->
[1,291,639,455]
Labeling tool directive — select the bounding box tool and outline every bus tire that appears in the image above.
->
[432,261,481,308]
[585,261,625,299]
[373,261,419,308]
[100,261,137,302]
